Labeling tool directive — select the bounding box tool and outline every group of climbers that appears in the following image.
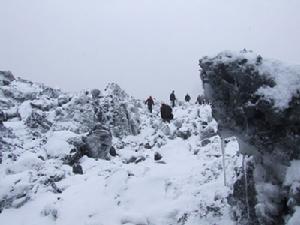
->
[145,91,208,123]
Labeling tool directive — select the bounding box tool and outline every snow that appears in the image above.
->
[284,160,300,185]
[11,79,42,94]
[45,131,79,158]
[257,60,300,110]
[0,75,244,225]
[18,101,33,120]
[287,206,300,225]
[0,102,242,225]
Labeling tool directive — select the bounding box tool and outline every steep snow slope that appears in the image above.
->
[0,73,243,225]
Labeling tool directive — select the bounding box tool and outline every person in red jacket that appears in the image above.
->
[145,96,155,113]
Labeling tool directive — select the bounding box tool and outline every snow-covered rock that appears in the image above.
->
[200,50,300,225]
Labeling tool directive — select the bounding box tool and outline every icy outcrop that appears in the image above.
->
[199,50,300,225]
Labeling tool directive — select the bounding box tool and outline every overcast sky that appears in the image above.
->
[1,0,300,101]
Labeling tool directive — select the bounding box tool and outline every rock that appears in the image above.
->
[201,139,211,147]
[109,146,117,157]
[72,164,83,175]
[135,156,146,164]
[31,99,55,111]
[154,152,162,161]
[0,71,15,86]
[57,95,70,106]
[0,110,7,123]
[84,124,112,160]
[201,127,217,139]
[176,130,191,140]
[144,143,152,149]
[201,121,208,126]
[160,123,171,136]
[25,112,52,131]
[91,89,101,99]
[173,120,183,129]
[125,156,137,164]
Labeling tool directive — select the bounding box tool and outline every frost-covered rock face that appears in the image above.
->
[199,50,300,225]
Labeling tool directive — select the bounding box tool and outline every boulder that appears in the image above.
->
[72,164,83,175]
[154,152,162,161]
[84,124,112,160]
[0,71,15,86]
[91,89,101,99]
[176,129,191,140]
[25,112,52,131]
[109,146,117,157]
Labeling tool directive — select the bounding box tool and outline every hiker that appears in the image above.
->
[196,95,204,104]
[145,96,154,113]
[170,91,176,107]
[185,94,191,102]
[160,103,173,123]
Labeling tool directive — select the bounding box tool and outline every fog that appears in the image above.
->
[1,0,300,102]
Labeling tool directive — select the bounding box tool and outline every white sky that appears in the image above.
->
[1,0,300,102]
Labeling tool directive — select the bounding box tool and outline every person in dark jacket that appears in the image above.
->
[185,94,191,102]
[196,95,204,104]
[145,96,154,113]
[170,91,176,107]
[160,103,173,123]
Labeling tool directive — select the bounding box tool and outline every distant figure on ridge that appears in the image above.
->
[145,96,154,113]
[170,90,176,107]
[196,95,204,104]
[185,94,191,102]
[160,103,173,123]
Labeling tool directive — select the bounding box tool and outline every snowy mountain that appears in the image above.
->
[0,71,243,225]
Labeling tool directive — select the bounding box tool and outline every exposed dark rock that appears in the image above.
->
[0,110,7,123]
[109,146,117,157]
[135,156,146,164]
[201,139,211,147]
[176,130,192,140]
[228,159,259,225]
[144,143,152,149]
[154,152,162,161]
[124,156,146,164]
[91,89,101,99]
[72,164,83,175]
[125,156,137,164]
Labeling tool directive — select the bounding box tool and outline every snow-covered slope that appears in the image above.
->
[0,72,243,225]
